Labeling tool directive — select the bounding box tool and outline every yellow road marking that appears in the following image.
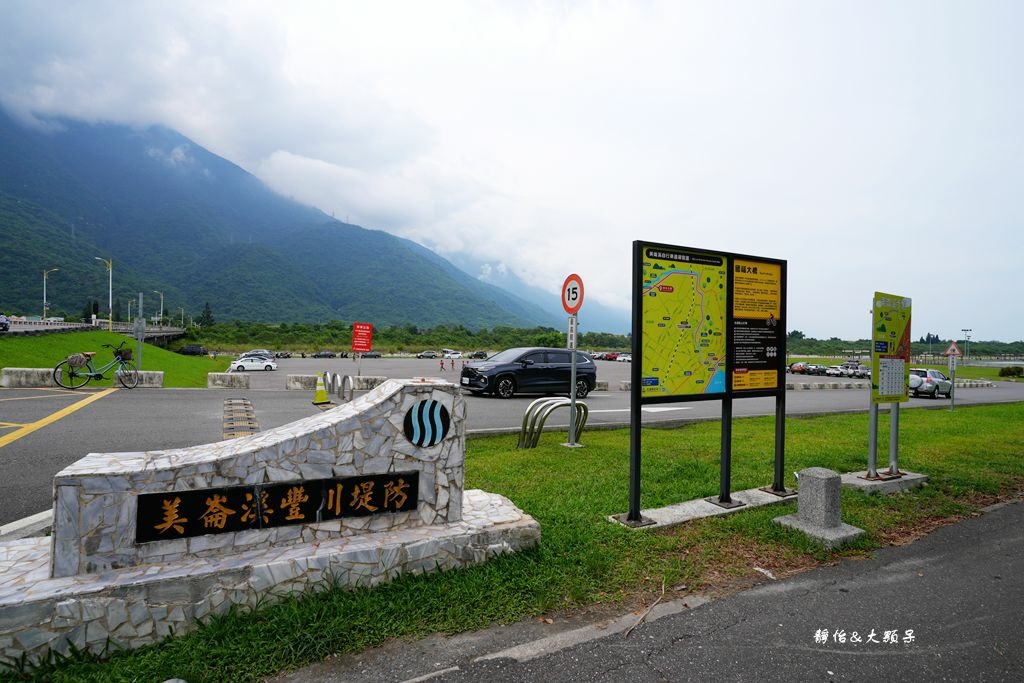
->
[0,387,119,449]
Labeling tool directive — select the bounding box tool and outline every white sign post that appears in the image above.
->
[562,274,584,448]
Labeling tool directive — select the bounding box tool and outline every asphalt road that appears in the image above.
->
[267,498,1024,682]
[2,357,1023,525]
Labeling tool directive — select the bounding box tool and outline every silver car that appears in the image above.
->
[909,368,952,398]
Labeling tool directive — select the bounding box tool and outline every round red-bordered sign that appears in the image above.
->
[561,273,584,315]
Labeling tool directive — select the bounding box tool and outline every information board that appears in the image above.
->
[634,242,785,402]
[870,292,911,404]
[731,259,783,391]
[639,246,727,397]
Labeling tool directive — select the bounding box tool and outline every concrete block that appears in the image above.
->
[595,380,609,391]
[774,467,864,549]
[138,371,163,388]
[352,376,387,390]
[286,374,317,390]
[841,470,929,494]
[207,372,249,389]
[0,368,58,388]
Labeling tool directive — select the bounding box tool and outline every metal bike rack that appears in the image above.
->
[322,372,354,403]
[518,397,589,449]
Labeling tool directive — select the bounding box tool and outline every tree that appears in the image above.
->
[788,330,806,340]
[198,302,215,327]
[81,299,99,322]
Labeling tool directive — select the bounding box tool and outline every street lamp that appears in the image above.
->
[95,257,112,331]
[961,328,972,362]
[153,291,164,326]
[179,307,184,327]
[127,298,132,324]
[42,268,58,320]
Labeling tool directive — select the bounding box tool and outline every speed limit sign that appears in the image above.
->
[561,273,584,315]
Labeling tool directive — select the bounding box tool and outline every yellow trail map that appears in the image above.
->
[640,251,727,397]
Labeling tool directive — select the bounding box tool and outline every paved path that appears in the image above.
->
[266,499,1024,682]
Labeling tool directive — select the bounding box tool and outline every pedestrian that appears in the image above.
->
[450,359,455,370]
[440,359,445,372]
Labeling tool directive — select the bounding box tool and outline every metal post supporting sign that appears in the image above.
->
[562,274,584,448]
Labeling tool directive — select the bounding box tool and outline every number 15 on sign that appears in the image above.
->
[562,274,584,315]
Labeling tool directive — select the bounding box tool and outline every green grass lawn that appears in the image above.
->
[0,331,229,388]
[8,402,1022,682]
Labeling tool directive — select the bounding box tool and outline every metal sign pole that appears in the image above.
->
[949,354,957,411]
[888,403,900,475]
[566,313,580,447]
[135,292,145,370]
[867,402,879,478]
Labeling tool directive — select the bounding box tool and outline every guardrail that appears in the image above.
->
[518,397,589,449]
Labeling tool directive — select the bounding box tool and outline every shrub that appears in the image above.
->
[997,365,1023,377]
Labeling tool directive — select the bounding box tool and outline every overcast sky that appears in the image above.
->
[2,1,1021,340]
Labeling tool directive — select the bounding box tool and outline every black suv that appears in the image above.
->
[459,347,597,399]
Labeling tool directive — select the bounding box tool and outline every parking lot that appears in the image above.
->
[2,355,1019,525]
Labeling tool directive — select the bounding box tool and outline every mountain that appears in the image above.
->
[445,253,630,334]
[0,109,560,329]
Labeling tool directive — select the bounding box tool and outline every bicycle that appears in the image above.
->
[53,340,141,389]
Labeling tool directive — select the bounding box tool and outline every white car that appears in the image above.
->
[617,353,632,362]
[443,350,463,359]
[232,356,278,372]
[825,366,843,377]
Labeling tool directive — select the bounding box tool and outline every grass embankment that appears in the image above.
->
[0,331,228,388]
[7,403,1023,682]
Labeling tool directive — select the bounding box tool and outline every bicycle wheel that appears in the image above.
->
[53,360,91,389]
[116,360,140,389]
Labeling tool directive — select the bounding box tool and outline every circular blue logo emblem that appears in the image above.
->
[403,399,451,447]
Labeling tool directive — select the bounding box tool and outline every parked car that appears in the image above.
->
[417,350,438,359]
[274,351,292,358]
[617,353,632,362]
[362,351,382,358]
[855,365,872,379]
[459,347,597,399]
[909,368,952,398]
[443,350,463,359]
[825,365,843,377]
[468,350,488,359]
[788,362,808,374]
[806,364,828,376]
[603,352,620,361]
[177,345,207,356]
[231,356,278,372]
[312,350,336,358]
[0,313,10,333]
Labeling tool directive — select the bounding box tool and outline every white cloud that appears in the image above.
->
[1,0,1022,338]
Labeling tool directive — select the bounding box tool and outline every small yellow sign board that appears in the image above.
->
[871,292,912,404]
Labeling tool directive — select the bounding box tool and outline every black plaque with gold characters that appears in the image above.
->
[136,472,419,543]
